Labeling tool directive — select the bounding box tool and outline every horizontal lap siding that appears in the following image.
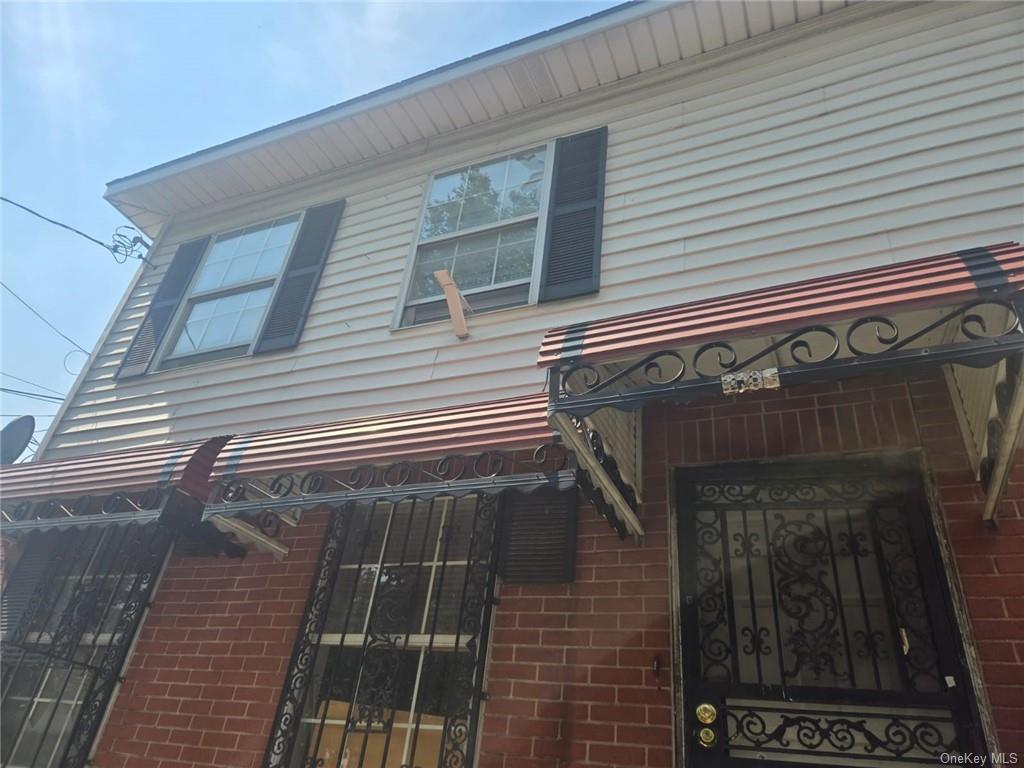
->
[45,3,1024,458]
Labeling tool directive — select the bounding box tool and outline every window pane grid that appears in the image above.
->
[405,146,547,311]
[170,285,274,357]
[421,148,545,240]
[410,221,538,302]
[165,213,300,361]
[193,215,299,294]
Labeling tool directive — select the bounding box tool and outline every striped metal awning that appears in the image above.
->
[203,394,568,522]
[211,393,554,483]
[0,437,230,533]
[539,242,1024,367]
[538,242,1024,529]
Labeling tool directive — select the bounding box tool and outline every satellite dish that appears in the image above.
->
[1,416,35,465]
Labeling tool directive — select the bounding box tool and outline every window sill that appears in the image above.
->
[154,345,251,373]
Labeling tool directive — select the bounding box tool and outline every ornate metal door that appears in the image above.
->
[677,458,984,766]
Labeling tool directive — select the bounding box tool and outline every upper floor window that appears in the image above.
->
[116,199,345,379]
[165,215,300,361]
[400,146,551,326]
[397,127,608,328]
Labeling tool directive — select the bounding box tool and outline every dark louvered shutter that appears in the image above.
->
[116,236,210,379]
[500,487,577,584]
[255,199,345,354]
[539,127,607,302]
[0,549,47,640]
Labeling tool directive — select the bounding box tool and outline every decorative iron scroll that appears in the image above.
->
[726,704,957,761]
[688,469,944,693]
[555,295,1024,411]
[0,486,172,531]
[694,508,731,681]
[212,443,570,511]
[264,507,350,768]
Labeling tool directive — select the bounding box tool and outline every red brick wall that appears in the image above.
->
[90,511,327,768]
[478,499,674,768]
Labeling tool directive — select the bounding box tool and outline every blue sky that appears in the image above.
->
[0,0,615,458]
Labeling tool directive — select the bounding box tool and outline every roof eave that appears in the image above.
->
[103,0,652,198]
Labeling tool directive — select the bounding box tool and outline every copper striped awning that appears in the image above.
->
[538,242,1024,367]
[211,393,555,483]
[0,437,230,532]
[202,394,569,519]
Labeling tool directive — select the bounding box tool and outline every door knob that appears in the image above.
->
[695,702,717,724]
[697,727,717,748]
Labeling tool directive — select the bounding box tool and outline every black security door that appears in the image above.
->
[677,458,984,766]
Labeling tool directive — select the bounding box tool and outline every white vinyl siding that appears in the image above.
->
[42,2,1024,458]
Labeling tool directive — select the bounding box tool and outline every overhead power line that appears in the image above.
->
[0,280,88,353]
[1,196,151,264]
[0,371,65,396]
[0,387,65,404]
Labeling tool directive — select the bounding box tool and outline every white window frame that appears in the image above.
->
[391,140,556,329]
[155,210,305,367]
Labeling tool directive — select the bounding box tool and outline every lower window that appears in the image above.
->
[0,524,169,768]
[267,495,501,768]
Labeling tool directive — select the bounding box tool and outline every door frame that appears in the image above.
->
[668,449,994,766]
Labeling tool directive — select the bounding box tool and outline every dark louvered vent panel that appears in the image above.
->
[255,199,345,354]
[116,236,209,378]
[552,135,603,206]
[259,272,316,341]
[120,304,173,368]
[544,208,597,285]
[500,487,577,584]
[539,127,607,303]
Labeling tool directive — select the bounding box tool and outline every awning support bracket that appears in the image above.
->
[548,401,643,539]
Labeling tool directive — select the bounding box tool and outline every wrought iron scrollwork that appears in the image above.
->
[1,487,170,526]
[264,507,350,768]
[727,706,956,758]
[212,443,569,508]
[438,494,499,768]
[770,513,846,682]
[688,468,947,693]
[555,295,1024,406]
[62,526,170,768]
[1,524,170,768]
[695,508,731,681]
[562,350,686,396]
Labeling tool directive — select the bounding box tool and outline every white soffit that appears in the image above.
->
[106,0,858,234]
